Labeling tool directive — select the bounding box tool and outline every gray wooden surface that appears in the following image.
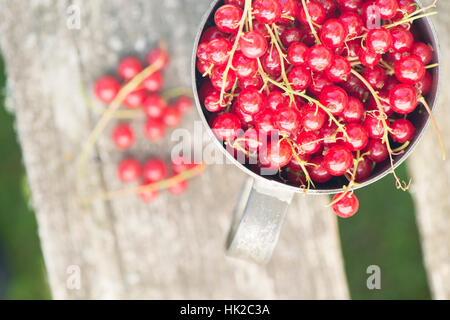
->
[0,0,349,299]
[408,1,450,300]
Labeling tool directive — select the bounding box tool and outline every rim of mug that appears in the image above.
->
[191,0,440,195]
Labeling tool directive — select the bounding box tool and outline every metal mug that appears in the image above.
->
[191,0,440,264]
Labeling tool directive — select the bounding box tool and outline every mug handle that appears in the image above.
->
[226,177,295,264]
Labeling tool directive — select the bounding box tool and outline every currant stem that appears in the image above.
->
[301,0,321,44]
[419,97,446,160]
[81,163,205,204]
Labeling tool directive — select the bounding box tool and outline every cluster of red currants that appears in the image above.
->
[196,0,436,218]
[93,48,195,202]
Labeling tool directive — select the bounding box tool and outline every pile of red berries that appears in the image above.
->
[196,0,438,218]
[93,48,197,202]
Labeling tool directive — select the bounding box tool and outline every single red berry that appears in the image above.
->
[225,0,245,7]
[308,156,333,183]
[339,11,363,39]
[301,103,327,131]
[118,158,142,183]
[342,96,364,123]
[287,42,309,66]
[281,28,303,48]
[118,56,142,81]
[288,66,311,91]
[232,52,258,79]
[376,0,399,19]
[210,65,236,91]
[344,123,369,151]
[309,72,333,96]
[200,26,228,42]
[367,90,394,116]
[146,48,169,69]
[274,106,301,135]
[352,156,373,182]
[163,107,182,127]
[253,0,282,24]
[206,38,232,66]
[260,139,293,169]
[212,113,242,141]
[318,0,338,17]
[144,118,166,141]
[326,55,351,83]
[239,31,268,59]
[266,90,289,111]
[332,192,359,218]
[253,109,277,134]
[288,153,312,171]
[390,118,415,143]
[171,155,194,174]
[232,101,254,128]
[298,0,326,26]
[238,88,265,115]
[411,42,433,65]
[175,96,193,113]
[306,44,333,72]
[278,0,299,25]
[94,76,120,103]
[143,94,167,118]
[138,181,159,203]
[395,55,426,85]
[343,39,361,59]
[319,85,348,116]
[143,71,163,92]
[143,158,167,182]
[389,83,418,114]
[394,0,416,21]
[336,0,362,12]
[296,131,322,155]
[214,4,243,33]
[358,47,381,68]
[204,91,227,113]
[261,49,282,78]
[414,71,432,96]
[124,89,146,109]
[239,74,264,90]
[242,128,264,151]
[168,179,188,195]
[363,114,387,139]
[112,123,135,150]
[320,18,347,49]
[390,26,414,53]
[365,139,388,162]
[366,27,392,54]
[363,66,386,90]
[197,59,211,74]
[323,144,353,176]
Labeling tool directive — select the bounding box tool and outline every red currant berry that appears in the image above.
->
[296,131,322,155]
[390,118,415,143]
[118,56,142,81]
[206,38,232,66]
[239,74,264,90]
[376,0,399,19]
[124,89,146,109]
[365,139,388,162]
[204,91,227,113]
[394,0,415,21]
[147,48,169,69]
[352,157,373,182]
[363,66,386,90]
[298,1,326,26]
[395,55,426,85]
[326,55,351,83]
[288,153,312,171]
[212,113,242,141]
[318,0,338,17]
[288,66,311,91]
[367,90,394,116]
[281,28,303,48]
[309,72,333,96]
[168,179,188,195]
[112,123,134,150]
[278,0,299,25]
[319,85,349,116]
[414,71,432,96]
[210,65,237,91]
[118,158,142,183]
[366,27,392,54]
[143,94,166,118]
[306,44,333,72]
[225,0,245,8]
[287,42,309,66]
[308,156,333,183]
[175,96,193,113]
[320,19,347,49]
[336,0,362,12]
[323,144,353,176]
[390,26,414,53]
[332,192,359,218]
[172,156,194,174]
[260,139,293,168]
[163,107,182,127]
[384,75,400,92]
[239,31,268,59]
[301,103,327,131]
[238,88,265,115]
[363,114,387,139]
[214,4,243,33]
[197,59,211,74]
[199,80,215,101]
[266,90,289,111]
[389,83,418,114]
[342,96,364,123]
[339,11,363,39]
[411,42,433,65]
[343,39,360,58]
[144,118,166,141]
[94,76,120,103]
[232,52,258,79]
[200,26,228,42]
[344,123,369,151]
[358,47,381,68]
[274,106,301,135]
[143,158,167,182]
[253,0,282,24]
[138,181,159,203]
[143,71,163,92]
[262,49,282,78]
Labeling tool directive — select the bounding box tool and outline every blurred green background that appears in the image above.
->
[0,56,430,299]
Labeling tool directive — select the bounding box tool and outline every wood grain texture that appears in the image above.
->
[407,1,450,300]
[0,0,348,299]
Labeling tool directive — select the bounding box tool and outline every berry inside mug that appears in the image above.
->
[192,0,441,264]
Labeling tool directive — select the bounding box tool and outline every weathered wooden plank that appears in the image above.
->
[408,0,450,300]
[0,0,348,299]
